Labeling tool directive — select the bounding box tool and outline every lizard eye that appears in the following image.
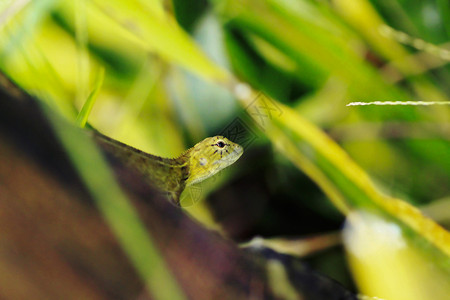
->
[216,141,225,148]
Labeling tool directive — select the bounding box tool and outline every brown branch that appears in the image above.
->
[0,73,356,299]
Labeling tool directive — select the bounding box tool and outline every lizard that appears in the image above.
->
[93,131,244,206]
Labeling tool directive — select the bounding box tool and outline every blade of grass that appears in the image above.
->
[76,67,104,128]
[213,0,405,101]
[44,103,186,300]
[344,211,450,300]
[233,85,450,273]
[0,0,56,58]
[333,0,450,106]
[90,0,230,84]
[0,0,30,28]
[74,0,89,107]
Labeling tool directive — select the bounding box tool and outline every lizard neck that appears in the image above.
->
[93,131,190,204]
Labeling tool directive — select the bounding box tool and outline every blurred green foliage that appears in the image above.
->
[1,0,449,298]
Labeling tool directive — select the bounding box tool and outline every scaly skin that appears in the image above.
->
[94,132,243,205]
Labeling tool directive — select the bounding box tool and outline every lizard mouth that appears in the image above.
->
[212,145,243,167]
[230,145,244,161]
[236,145,244,155]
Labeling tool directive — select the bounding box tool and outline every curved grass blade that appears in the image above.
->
[344,211,450,300]
[75,67,104,128]
[233,85,450,273]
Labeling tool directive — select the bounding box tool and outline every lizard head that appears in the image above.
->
[185,136,243,186]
